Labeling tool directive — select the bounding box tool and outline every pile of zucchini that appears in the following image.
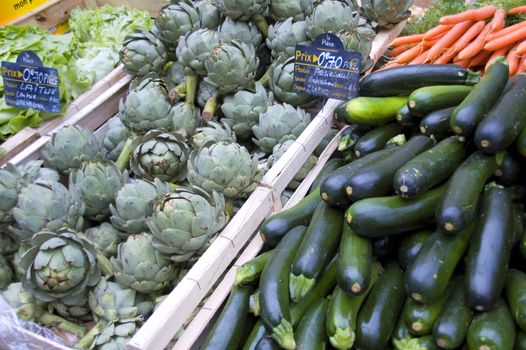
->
[200,63,526,350]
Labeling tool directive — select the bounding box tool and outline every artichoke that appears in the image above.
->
[0,164,20,225]
[130,131,190,182]
[269,56,317,107]
[154,2,200,50]
[305,0,356,40]
[191,121,236,149]
[50,292,92,321]
[171,102,201,138]
[204,41,259,95]
[103,116,132,162]
[269,0,313,21]
[0,255,13,289]
[195,0,222,29]
[197,81,219,110]
[90,322,138,350]
[111,233,178,294]
[165,61,186,89]
[12,244,28,280]
[19,228,101,303]
[120,30,168,77]
[42,126,104,174]
[280,190,295,206]
[252,103,311,153]
[360,0,412,28]
[218,18,263,48]
[0,231,18,256]
[17,160,60,184]
[70,161,128,222]
[2,282,44,321]
[110,178,170,235]
[339,15,376,72]
[266,19,310,59]
[85,223,123,258]
[216,0,269,22]
[187,141,259,199]
[147,188,228,262]
[268,140,318,189]
[176,29,221,77]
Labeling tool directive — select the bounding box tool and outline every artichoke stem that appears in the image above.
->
[225,199,234,218]
[169,82,187,102]
[252,14,269,38]
[257,68,270,88]
[185,75,198,105]
[202,95,218,122]
[116,138,134,171]
[73,320,106,349]
[96,250,113,276]
[38,312,86,338]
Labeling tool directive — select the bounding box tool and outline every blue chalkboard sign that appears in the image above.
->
[293,33,361,101]
[2,50,60,113]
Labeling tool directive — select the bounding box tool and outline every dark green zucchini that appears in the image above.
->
[337,220,373,295]
[310,159,346,193]
[259,226,306,350]
[405,222,476,304]
[398,230,433,270]
[516,330,526,350]
[392,311,412,341]
[354,123,405,158]
[402,288,451,336]
[475,75,526,154]
[249,290,260,316]
[254,337,280,350]
[408,85,473,116]
[419,107,455,138]
[295,299,329,350]
[235,250,273,286]
[467,299,516,350]
[394,137,465,198]
[436,151,497,234]
[201,285,254,350]
[465,183,513,312]
[243,321,267,350]
[505,269,526,332]
[346,135,435,202]
[373,236,399,260]
[396,104,417,127]
[495,152,522,186]
[346,184,446,238]
[512,203,525,245]
[355,264,406,350]
[290,203,342,302]
[342,96,409,126]
[337,125,371,154]
[359,64,480,97]
[516,125,526,158]
[450,56,509,136]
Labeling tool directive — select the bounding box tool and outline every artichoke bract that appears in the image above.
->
[20,229,101,303]
[177,29,221,77]
[103,116,132,162]
[18,160,60,184]
[266,19,311,59]
[252,103,311,153]
[2,282,44,321]
[165,61,186,89]
[130,131,190,182]
[191,121,236,149]
[360,0,412,28]
[110,178,170,235]
[305,0,356,40]
[0,164,20,225]
[84,223,123,258]
[218,18,263,48]
[195,0,222,29]
[204,41,259,95]
[187,141,260,200]
[91,321,138,350]
[0,231,18,256]
[42,126,104,175]
[70,161,128,222]
[154,1,200,50]
[269,0,313,21]
[0,255,13,289]
[197,81,219,110]
[147,188,228,262]
[268,140,318,189]
[111,233,178,294]
[216,0,270,36]
[221,83,274,141]
[171,102,201,138]
[120,30,168,77]
[269,55,317,107]
[50,292,92,321]
[339,14,376,73]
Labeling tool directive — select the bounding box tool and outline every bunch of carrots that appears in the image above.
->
[383,4,526,75]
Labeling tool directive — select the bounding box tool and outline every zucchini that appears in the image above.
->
[354,123,405,158]
[397,104,417,127]
[505,269,526,332]
[310,158,346,194]
[512,203,525,245]
[393,336,441,350]
[342,96,409,126]
[337,125,371,154]
[467,299,516,350]
[465,183,513,312]
[337,220,372,295]
[397,230,433,270]
[346,184,446,238]
[392,311,412,341]
[327,262,382,349]
[373,236,400,260]
[290,203,342,302]
[354,264,406,350]
[254,337,280,350]
[235,250,273,286]
[419,107,455,138]
[346,135,435,202]
[201,285,254,350]
[405,222,476,304]
[402,288,451,336]
[408,85,473,116]
[394,137,466,198]
[436,151,497,234]
[475,75,526,154]
[259,226,306,350]
[249,290,260,316]
[450,56,509,136]
[495,152,522,187]
[295,299,329,350]
[516,124,526,158]
[516,330,526,350]
[321,147,398,208]
[243,321,267,350]
[359,64,480,97]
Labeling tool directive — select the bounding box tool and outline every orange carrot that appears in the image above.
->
[469,50,492,67]
[422,38,440,48]
[440,5,497,25]
[490,9,506,33]
[434,48,458,64]
[485,45,512,71]
[524,55,526,69]
[457,23,492,60]
[423,24,454,41]
[378,62,404,71]
[516,40,526,55]
[509,6,526,15]
[455,59,471,68]
[425,21,474,63]
[395,44,424,64]
[390,34,425,46]
[486,21,526,41]
[452,20,486,52]
[507,42,522,75]
[484,27,526,51]
[409,50,429,64]
[518,56,526,74]
[389,44,413,57]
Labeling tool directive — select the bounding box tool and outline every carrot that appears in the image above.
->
[455,59,471,68]
[395,44,424,64]
[425,21,474,63]
[484,27,526,52]
[378,62,404,71]
[518,56,526,74]
[490,9,506,33]
[439,5,496,25]
[390,34,425,46]
[507,42,522,75]
[422,38,440,48]
[389,44,413,57]
[469,50,492,67]
[509,6,526,15]
[423,24,454,40]
[485,46,512,71]
[516,41,526,55]
[457,23,492,60]
[486,21,526,42]
[434,48,458,64]
[409,50,429,64]
[452,20,486,53]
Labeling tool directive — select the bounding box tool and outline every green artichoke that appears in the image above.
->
[177,29,221,77]
[269,56,317,107]
[0,231,18,256]
[197,81,219,110]
[70,161,128,222]
[11,181,85,241]
[266,19,311,59]
[12,244,28,280]
[111,233,178,294]
[221,83,274,141]
[360,0,412,28]
[305,0,356,40]
[216,0,269,22]
[85,223,123,258]
[268,140,318,189]
[154,1,201,50]
[269,0,313,21]
[147,188,228,262]
[339,15,376,73]
[120,30,168,77]
[103,116,132,162]
[218,18,263,48]
[90,322,137,350]
[195,0,222,29]
[0,164,20,225]
[171,102,201,138]
[204,41,259,95]
[280,190,295,206]
[50,292,92,321]
[109,178,170,235]
[165,61,186,89]
[0,255,13,289]
[187,141,259,199]
[130,131,190,182]
[191,121,236,149]
[252,103,311,153]
[2,282,44,320]
[20,228,101,303]
[42,126,104,174]
[17,160,60,184]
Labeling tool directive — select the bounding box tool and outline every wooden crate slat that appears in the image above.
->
[7,0,89,29]
[96,0,169,15]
